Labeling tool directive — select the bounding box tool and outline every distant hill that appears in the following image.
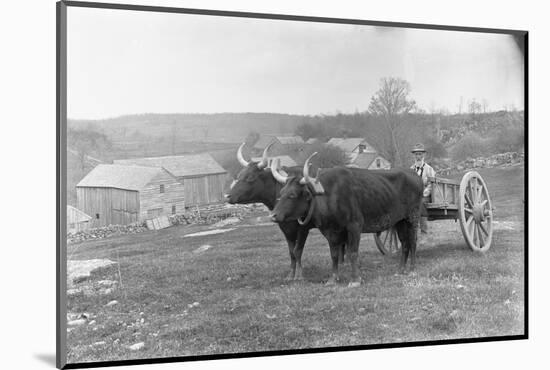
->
[68,113,308,144]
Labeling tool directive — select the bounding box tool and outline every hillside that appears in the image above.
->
[68,113,306,144]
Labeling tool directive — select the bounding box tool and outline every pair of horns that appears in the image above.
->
[237,142,273,169]
[271,152,320,188]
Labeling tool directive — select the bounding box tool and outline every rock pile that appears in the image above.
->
[67,223,148,244]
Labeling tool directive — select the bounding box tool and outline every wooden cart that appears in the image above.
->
[374,171,494,255]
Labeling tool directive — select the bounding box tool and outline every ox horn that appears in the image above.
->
[257,142,273,169]
[237,142,249,167]
[300,152,318,185]
[300,152,325,194]
[270,158,289,184]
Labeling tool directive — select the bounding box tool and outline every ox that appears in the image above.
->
[225,143,314,280]
[270,153,423,287]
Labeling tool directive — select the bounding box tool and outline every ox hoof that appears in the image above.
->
[284,273,295,281]
[348,280,362,288]
[325,277,339,286]
[293,275,304,282]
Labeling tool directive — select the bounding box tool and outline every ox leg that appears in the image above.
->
[395,220,410,274]
[347,224,362,287]
[280,224,298,281]
[292,228,310,281]
[338,244,346,265]
[325,243,342,285]
[407,221,418,271]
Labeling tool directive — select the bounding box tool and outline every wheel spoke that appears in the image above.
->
[383,230,389,246]
[476,180,484,203]
[479,222,489,237]
[466,215,474,229]
[469,179,477,203]
[468,219,475,239]
[465,193,474,209]
[464,207,473,214]
[473,223,480,248]
[476,224,485,247]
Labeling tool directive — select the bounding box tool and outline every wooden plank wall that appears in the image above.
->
[139,170,186,221]
[77,187,139,227]
[182,173,226,207]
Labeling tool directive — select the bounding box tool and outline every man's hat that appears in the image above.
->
[411,143,426,153]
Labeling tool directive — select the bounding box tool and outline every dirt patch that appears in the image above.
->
[184,228,237,238]
[67,259,117,286]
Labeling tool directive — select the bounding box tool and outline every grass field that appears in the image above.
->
[66,164,525,364]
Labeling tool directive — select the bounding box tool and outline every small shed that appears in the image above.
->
[77,164,185,227]
[67,205,92,234]
[114,153,227,207]
[251,155,297,168]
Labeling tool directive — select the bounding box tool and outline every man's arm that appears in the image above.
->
[423,165,436,197]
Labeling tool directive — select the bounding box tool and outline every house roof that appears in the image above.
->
[253,135,304,149]
[327,138,376,153]
[67,205,92,223]
[251,155,297,167]
[350,152,378,168]
[305,138,320,144]
[114,153,226,178]
[76,164,166,191]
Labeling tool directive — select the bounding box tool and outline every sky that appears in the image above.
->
[67,7,524,119]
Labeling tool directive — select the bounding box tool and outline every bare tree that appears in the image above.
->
[468,98,482,116]
[68,128,111,170]
[368,77,417,167]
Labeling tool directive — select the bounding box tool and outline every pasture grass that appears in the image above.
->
[65,166,525,363]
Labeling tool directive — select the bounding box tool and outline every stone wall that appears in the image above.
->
[434,151,524,176]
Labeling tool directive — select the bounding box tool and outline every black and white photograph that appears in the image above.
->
[57,1,526,368]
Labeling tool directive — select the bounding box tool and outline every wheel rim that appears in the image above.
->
[459,171,493,252]
[375,227,401,255]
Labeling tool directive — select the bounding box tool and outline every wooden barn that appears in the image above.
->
[76,164,186,227]
[67,205,92,234]
[114,153,227,207]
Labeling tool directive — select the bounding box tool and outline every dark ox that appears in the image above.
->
[225,143,314,280]
[270,153,423,287]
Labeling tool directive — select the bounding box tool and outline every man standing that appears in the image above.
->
[410,143,436,233]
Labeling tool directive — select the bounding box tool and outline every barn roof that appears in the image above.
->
[277,136,304,145]
[253,135,277,149]
[67,205,92,223]
[253,135,304,149]
[305,138,320,144]
[114,153,226,178]
[76,164,166,191]
[251,155,297,167]
[327,138,376,153]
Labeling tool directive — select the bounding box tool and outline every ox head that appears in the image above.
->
[270,152,323,224]
[225,142,272,204]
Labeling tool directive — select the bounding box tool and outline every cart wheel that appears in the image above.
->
[374,227,402,255]
[458,171,493,252]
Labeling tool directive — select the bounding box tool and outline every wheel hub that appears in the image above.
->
[473,204,486,223]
